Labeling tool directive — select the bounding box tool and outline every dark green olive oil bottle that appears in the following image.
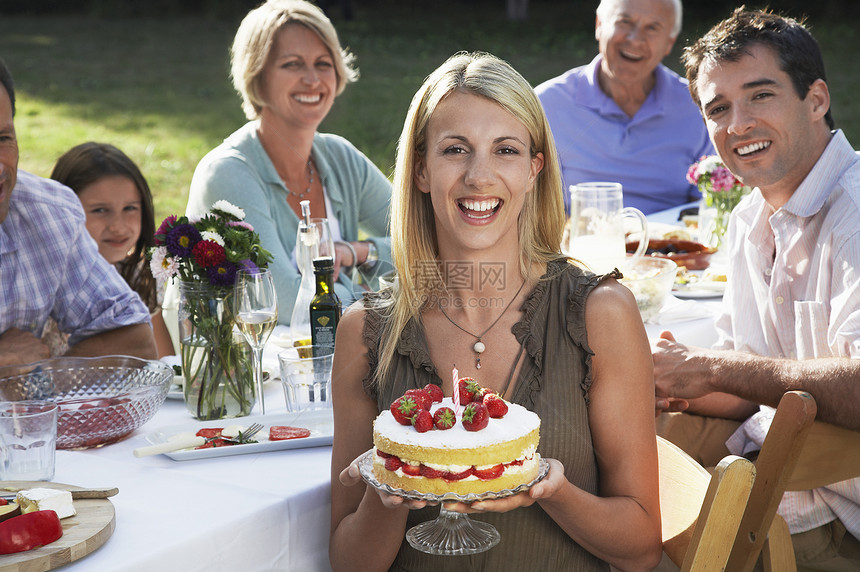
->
[309,256,341,354]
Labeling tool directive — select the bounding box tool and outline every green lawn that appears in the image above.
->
[2,2,858,224]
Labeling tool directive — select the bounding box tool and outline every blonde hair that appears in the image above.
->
[374,51,566,387]
[230,0,358,120]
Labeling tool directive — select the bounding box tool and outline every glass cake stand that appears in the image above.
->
[358,449,549,556]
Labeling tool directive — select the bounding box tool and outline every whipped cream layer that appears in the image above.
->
[374,397,539,448]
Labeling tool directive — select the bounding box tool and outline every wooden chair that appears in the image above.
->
[659,436,757,571]
[661,390,860,572]
[725,390,819,571]
[759,416,860,571]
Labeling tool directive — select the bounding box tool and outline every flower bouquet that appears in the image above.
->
[149,201,272,420]
[687,155,752,249]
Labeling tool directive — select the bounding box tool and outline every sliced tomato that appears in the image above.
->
[196,428,223,439]
[269,426,310,441]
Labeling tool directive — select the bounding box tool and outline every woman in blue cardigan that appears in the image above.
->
[187,0,391,322]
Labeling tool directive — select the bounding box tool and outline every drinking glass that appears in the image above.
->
[567,182,649,274]
[278,345,334,412]
[296,218,335,270]
[0,401,59,481]
[234,269,278,415]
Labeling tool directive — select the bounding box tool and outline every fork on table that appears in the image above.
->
[133,422,264,457]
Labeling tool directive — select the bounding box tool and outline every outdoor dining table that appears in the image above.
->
[26,203,723,572]
[46,333,335,572]
[641,201,725,348]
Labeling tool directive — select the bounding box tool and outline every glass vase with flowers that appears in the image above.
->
[687,155,752,249]
[148,200,273,420]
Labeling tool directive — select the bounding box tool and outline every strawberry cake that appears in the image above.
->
[372,379,541,496]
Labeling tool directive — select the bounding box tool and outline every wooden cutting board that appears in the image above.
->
[0,481,115,572]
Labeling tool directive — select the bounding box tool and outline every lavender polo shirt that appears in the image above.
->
[536,55,713,215]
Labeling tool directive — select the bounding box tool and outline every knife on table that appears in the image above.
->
[0,487,119,501]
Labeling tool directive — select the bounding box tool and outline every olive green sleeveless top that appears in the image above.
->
[362,260,613,571]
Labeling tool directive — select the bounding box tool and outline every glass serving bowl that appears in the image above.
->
[0,356,174,449]
[619,257,679,322]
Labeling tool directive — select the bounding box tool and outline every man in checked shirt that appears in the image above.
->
[0,57,155,366]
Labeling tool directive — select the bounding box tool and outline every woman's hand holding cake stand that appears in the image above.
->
[449,458,566,514]
[338,459,436,511]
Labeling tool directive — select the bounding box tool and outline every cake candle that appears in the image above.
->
[453,366,460,409]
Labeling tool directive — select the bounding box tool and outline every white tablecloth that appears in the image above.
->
[51,334,334,572]
[40,205,721,571]
[642,201,724,349]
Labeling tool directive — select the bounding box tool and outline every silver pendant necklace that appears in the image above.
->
[438,278,527,370]
[284,159,315,199]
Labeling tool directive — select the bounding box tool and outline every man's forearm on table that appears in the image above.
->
[710,352,860,430]
[66,323,157,360]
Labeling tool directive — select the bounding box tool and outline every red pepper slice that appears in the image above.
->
[0,510,63,554]
[196,428,223,439]
[269,426,310,441]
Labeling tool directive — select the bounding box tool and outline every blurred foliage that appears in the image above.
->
[0,0,857,223]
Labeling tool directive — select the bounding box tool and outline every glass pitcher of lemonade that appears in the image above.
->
[567,182,648,274]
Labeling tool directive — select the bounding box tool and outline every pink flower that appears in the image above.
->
[154,215,178,246]
[686,163,700,185]
[710,167,736,192]
[227,221,255,232]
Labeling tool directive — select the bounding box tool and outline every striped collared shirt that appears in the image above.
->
[718,130,860,538]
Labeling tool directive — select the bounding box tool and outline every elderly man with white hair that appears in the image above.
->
[536,0,712,215]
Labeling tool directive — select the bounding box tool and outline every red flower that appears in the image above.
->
[192,240,226,268]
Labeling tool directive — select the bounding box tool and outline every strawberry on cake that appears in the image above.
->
[372,378,541,496]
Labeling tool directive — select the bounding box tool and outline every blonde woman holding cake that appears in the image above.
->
[330,52,661,571]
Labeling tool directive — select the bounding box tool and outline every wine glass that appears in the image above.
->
[234,269,278,415]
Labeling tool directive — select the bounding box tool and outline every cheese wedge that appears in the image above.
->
[15,488,76,519]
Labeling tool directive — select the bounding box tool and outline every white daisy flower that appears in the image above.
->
[150,246,179,283]
[201,231,225,246]
[211,200,245,220]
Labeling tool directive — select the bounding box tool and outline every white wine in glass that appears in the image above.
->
[236,312,277,347]
[234,269,278,415]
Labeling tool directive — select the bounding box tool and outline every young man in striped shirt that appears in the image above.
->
[652,8,860,570]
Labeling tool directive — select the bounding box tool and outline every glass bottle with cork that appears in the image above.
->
[291,200,316,356]
[310,256,341,355]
